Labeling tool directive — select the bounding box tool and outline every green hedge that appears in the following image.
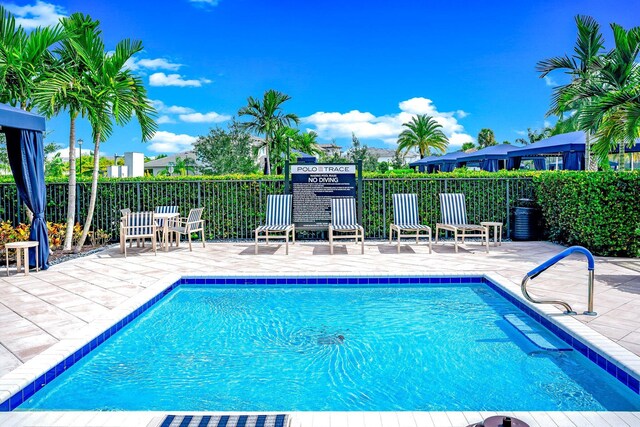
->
[534,171,640,257]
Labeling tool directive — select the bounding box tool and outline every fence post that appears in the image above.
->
[197,181,202,208]
[382,179,387,239]
[506,179,511,239]
[136,182,141,211]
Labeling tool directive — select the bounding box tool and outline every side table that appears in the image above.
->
[5,241,39,276]
[481,222,503,247]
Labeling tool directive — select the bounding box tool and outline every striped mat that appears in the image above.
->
[159,414,288,427]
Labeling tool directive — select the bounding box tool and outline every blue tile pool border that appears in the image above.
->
[1,275,638,411]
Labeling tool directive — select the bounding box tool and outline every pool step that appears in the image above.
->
[504,314,573,352]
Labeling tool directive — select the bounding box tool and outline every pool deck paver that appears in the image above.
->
[0,240,639,426]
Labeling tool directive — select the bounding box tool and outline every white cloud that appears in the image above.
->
[148,131,198,153]
[157,115,175,124]
[543,76,557,87]
[149,72,211,87]
[179,112,231,123]
[456,110,469,119]
[125,57,183,72]
[190,0,220,6]
[515,130,527,136]
[302,97,473,150]
[151,100,195,114]
[4,1,66,30]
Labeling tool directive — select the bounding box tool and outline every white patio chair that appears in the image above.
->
[389,193,432,253]
[121,211,157,257]
[328,197,364,255]
[254,195,295,255]
[167,207,206,251]
[154,205,179,244]
[435,193,489,253]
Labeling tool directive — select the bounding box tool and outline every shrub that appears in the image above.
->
[533,171,640,257]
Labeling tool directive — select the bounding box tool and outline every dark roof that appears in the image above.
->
[506,131,585,157]
[408,156,439,167]
[459,143,516,162]
[424,151,467,165]
[0,103,46,132]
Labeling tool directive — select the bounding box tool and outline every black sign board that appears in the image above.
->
[291,164,357,230]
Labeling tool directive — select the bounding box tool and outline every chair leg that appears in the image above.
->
[255,230,259,255]
[285,230,289,255]
[428,229,432,254]
[292,226,296,245]
[152,234,157,255]
[329,227,334,255]
[454,229,459,253]
[397,229,401,254]
[188,233,193,252]
[389,225,393,244]
[435,227,439,244]
[360,228,364,254]
[201,229,206,247]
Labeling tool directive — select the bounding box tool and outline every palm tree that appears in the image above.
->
[238,89,299,175]
[396,114,448,159]
[515,128,551,145]
[33,13,101,251]
[71,32,157,252]
[477,128,497,148]
[293,130,322,157]
[577,23,640,166]
[537,15,605,169]
[0,5,64,110]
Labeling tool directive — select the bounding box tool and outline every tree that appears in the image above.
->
[461,142,475,151]
[477,128,497,148]
[515,128,551,145]
[391,150,405,169]
[347,133,378,171]
[537,15,605,169]
[0,5,64,110]
[72,32,157,251]
[377,161,390,173]
[194,121,257,175]
[238,89,299,175]
[33,13,101,251]
[397,114,448,158]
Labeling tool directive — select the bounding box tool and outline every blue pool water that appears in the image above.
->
[20,283,640,411]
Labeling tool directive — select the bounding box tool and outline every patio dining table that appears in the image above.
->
[154,212,180,252]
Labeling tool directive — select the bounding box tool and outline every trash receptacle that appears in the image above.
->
[512,198,539,241]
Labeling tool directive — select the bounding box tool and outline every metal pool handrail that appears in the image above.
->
[521,246,597,316]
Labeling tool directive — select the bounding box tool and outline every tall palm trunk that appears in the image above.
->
[264,141,271,175]
[63,112,78,251]
[74,132,100,252]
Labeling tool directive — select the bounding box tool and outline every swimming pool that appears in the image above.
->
[13,277,640,412]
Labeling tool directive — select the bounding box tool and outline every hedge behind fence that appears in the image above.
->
[0,177,535,242]
[534,171,640,257]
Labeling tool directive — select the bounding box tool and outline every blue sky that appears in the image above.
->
[6,0,640,157]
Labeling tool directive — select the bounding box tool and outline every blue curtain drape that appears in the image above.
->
[5,127,50,269]
[534,158,546,170]
[480,159,499,172]
[507,157,521,170]
[442,162,455,172]
[562,151,584,170]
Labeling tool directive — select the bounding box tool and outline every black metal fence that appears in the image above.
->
[0,177,535,240]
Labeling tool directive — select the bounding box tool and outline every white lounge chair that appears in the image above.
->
[435,193,489,253]
[254,195,295,255]
[328,197,364,255]
[167,207,205,251]
[121,211,157,257]
[389,193,432,253]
